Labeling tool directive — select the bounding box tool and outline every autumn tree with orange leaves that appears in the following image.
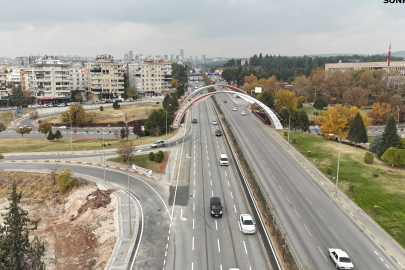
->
[370,102,397,125]
[275,89,298,111]
[342,86,368,107]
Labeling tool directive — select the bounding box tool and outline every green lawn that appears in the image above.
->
[107,152,166,172]
[301,106,323,121]
[0,109,35,127]
[0,130,177,153]
[276,129,405,248]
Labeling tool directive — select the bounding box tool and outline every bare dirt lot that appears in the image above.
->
[0,171,118,269]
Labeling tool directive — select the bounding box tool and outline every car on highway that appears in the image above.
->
[239,214,256,234]
[328,248,354,269]
[151,139,165,148]
[223,100,227,103]
[192,119,198,124]
[232,107,237,111]
[212,120,218,125]
[219,154,228,166]
[59,125,67,129]
[241,111,246,116]
[210,197,223,217]
[215,129,222,136]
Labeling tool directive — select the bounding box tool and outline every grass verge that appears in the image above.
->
[275,129,405,248]
[107,152,167,173]
[0,130,178,153]
[0,109,35,127]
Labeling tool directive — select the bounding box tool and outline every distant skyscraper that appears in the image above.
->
[170,54,175,62]
[129,50,134,60]
[124,53,129,60]
[202,55,206,62]
[180,49,184,60]
[164,55,168,61]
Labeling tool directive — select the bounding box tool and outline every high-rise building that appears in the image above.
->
[128,60,172,97]
[170,54,175,62]
[129,50,134,60]
[86,54,125,100]
[202,55,206,62]
[69,68,88,100]
[29,57,70,105]
[124,53,129,60]
[180,49,184,60]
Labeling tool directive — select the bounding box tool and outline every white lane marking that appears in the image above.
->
[374,251,379,255]
[230,191,233,199]
[290,177,295,182]
[294,209,300,218]
[192,262,194,270]
[243,241,248,254]
[192,237,194,250]
[212,191,214,197]
[262,160,266,164]
[234,205,237,213]
[215,220,218,230]
[317,210,324,219]
[258,154,261,158]
[238,220,241,231]
[306,197,312,205]
[193,190,195,197]
[217,239,221,252]
[210,180,212,186]
[165,251,167,256]
[279,185,283,192]
[209,171,211,176]
[267,167,271,173]
[283,168,287,172]
[220,264,222,270]
[304,224,312,236]
[228,181,230,186]
[194,179,195,185]
[297,186,303,192]
[193,203,195,211]
[194,170,195,176]
[318,246,328,261]
[225,171,227,176]
[272,175,277,181]
[286,196,291,204]
[218,145,219,148]
[329,227,339,239]
[206,145,207,149]
[193,219,195,229]
[380,258,384,262]
[194,162,195,167]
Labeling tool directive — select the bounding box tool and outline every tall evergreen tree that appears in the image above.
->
[378,114,402,157]
[9,85,27,107]
[47,130,55,141]
[296,109,310,132]
[0,180,46,269]
[258,91,274,109]
[347,112,368,145]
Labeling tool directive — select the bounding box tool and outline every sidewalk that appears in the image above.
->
[263,124,405,269]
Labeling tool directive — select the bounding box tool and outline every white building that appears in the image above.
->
[69,68,88,99]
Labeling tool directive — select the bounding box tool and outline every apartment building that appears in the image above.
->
[86,55,125,100]
[325,60,405,76]
[20,70,31,92]
[127,60,172,97]
[69,68,88,99]
[29,58,70,105]
[0,72,7,99]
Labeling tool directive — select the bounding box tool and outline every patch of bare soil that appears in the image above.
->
[0,172,118,270]
[158,152,170,173]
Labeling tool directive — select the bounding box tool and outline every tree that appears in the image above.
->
[47,130,55,141]
[38,122,52,137]
[121,92,128,100]
[70,89,81,102]
[278,107,291,128]
[381,147,405,167]
[171,78,178,87]
[85,117,93,126]
[56,168,78,193]
[116,141,137,162]
[162,94,171,110]
[168,94,179,113]
[295,109,310,132]
[15,126,32,137]
[370,102,395,125]
[326,70,352,103]
[54,130,63,141]
[370,134,383,151]
[258,91,274,109]
[244,74,258,84]
[113,100,120,110]
[60,104,86,126]
[9,85,28,107]
[342,87,368,107]
[0,122,6,132]
[313,98,328,110]
[0,180,46,269]
[378,114,402,157]
[149,152,155,161]
[113,129,120,139]
[275,89,298,111]
[109,93,114,100]
[120,127,129,140]
[347,112,368,145]
[144,109,169,136]
[292,75,309,99]
[29,111,39,123]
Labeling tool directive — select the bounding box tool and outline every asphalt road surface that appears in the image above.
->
[215,92,399,270]
[165,99,271,270]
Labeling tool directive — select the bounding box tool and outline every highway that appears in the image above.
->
[166,99,271,270]
[215,91,400,269]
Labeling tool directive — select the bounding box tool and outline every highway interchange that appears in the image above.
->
[1,79,403,269]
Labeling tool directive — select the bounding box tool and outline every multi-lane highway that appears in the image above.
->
[166,99,271,270]
[215,90,400,269]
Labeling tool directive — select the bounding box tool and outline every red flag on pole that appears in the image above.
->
[388,43,391,67]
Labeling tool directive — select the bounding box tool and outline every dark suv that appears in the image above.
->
[210,197,223,217]
[215,130,222,136]
[192,119,197,123]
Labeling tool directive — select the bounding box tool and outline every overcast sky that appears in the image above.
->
[1,0,404,59]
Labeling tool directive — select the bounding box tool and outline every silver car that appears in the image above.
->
[151,139,165,148]
[239,214,256,234]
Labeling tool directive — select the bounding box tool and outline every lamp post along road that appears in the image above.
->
[127,154,132,236]
[330,134,342,196]
[102,124,110,181]
[283,107,291,146]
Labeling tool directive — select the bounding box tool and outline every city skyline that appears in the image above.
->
[1,0,404,58]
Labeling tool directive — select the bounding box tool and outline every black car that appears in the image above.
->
[223,100,227,103]
[215,129,222,136]
[192,119,198,123]
[210,197,223,217]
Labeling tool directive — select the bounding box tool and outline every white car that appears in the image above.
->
[212,120,218,125]
[59,125,67,129]
[57,103,66,107]
[239,214,256,234]
[241,111,246,116]
[151,139,165,148]
[328,248,354,269]
[232,107,237,111]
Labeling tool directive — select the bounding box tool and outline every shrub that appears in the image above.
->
[0,122,6,132]
[0,153,3,160]
[100,106,104,111]
[327,167,332,174]
[47,130,55,141]
[369,134,382,151]
[373,205,380,215]
[307,151,311,157]
[365,152,374,164]
[155,151,164,163]
[349,184,354,193]
[56,168,78,194]
[149,152,155,161]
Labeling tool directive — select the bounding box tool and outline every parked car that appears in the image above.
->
[239,214,256,234]
[59,126,67,129]
[57,103,65,107]
[241,111,246,116]
[212,120,218,125]
[151,139,165,148]
[192,119,198,124]
[215,129,222,136]
[328,248,354,269]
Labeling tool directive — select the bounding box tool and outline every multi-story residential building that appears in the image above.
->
[325,60,405,76]
[7,71,21,86]
[0,72,7,99]
[20,70,31,92]
[129,50,134,61]
[29,57,70,105]
[86,55,125,100]
[128,60,172,97]
[69,68,88,99]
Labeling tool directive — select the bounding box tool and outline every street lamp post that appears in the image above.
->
[283,107,291,146]
[330,134,342,196]
[67,112,73,153]
[102,124,110,181]
[127,152,132,236]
